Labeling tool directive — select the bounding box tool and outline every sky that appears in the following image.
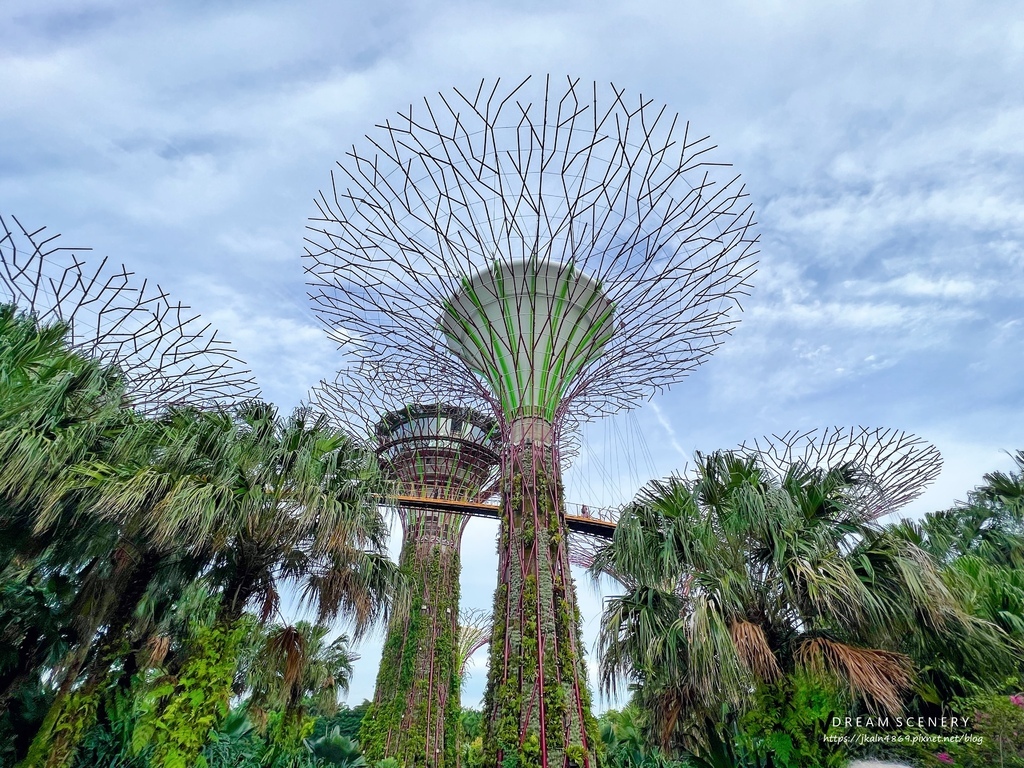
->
[2,0,1022,711]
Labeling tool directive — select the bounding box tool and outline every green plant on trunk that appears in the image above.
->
[361,533,461,768]
[20,687,100,768]
[133,619,245,768]
[483,447,599,768]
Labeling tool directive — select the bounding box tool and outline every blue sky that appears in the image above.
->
[2,0,1022,710]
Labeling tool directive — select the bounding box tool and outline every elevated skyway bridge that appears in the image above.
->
[388,494,619,538]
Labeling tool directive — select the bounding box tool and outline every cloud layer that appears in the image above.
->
[3,0,1021,709]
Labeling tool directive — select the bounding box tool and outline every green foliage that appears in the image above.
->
[737,672,849,768]
[262,710,317,768]
[360,538,460,767]
[942,689,1024,767]
[0,680,53,767]
[71,689,148,768]
[305,727,367,768]
[459,708,484,742]
[313,701,371,741]
[460,736,485,768]
[925,688,1019,768]
[600,706,682,768]
[133,619,245,768]
[200,706,265,768]
[849,686,1024,768]
[892,455,1024,705]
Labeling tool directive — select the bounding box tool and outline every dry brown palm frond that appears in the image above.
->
[142,634,171,669]
[796,636,913,714]
[648,687,686,751]
[257,584,280,625]
[730,620,781,682]
[267,625,307,699]
[645,684,725,756]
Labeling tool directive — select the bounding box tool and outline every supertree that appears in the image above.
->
[309,364,501,767]
[456,607,493,685]
[304,76,759,768]
[0,213,258,410]
[738,426,943,518]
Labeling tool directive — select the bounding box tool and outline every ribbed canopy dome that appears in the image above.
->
[439,256,614,422]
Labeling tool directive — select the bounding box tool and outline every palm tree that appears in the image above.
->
[1,312,400,767]
[0,307,145,766]
[18,406,240,768]
[132,403,400,768]
[0,305,126,533]
[887,453,1024,704]
[978,450,1024,522]
[592,451,962,760]
[305,727,367,768]
[242,620,358,763]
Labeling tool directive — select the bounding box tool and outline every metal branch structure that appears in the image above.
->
[305,75,759,768]
[0,214,258,411]
[457,607,493,684]
[738,427,943,518]
[560,497,627,570]
[309,364,500,767]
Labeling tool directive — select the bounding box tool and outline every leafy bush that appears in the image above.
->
[305,727,367,768]
[737,672,850,768]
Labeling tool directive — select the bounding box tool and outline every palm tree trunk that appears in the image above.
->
[18,548,161,768]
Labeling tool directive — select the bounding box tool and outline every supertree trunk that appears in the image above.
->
[361,510,463,768]
[483,427,597,768]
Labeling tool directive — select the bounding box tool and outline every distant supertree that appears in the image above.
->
[309,364,500,768]
[456,607,493,685]
[0,214,258,410]
[738,426,943,518]
[305,76,758,768]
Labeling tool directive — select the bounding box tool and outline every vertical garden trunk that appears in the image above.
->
[360,509,463,768]
[483,426,598,768]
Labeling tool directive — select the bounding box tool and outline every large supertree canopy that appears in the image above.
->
[304,75,759,427]
[738,426,943,518]
[0,213,258,411]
